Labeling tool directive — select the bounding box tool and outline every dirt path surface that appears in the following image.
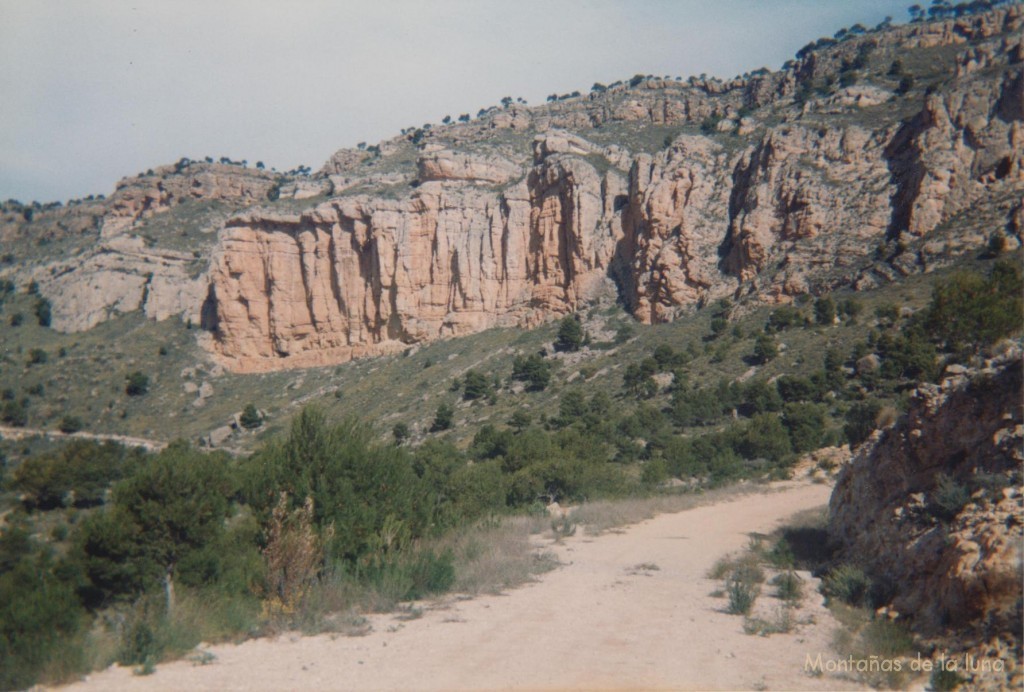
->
[0,426,166,452]
[64,482,866,691]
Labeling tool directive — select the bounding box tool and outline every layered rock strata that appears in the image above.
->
[207,153,625,371]
[2,8,1020,371]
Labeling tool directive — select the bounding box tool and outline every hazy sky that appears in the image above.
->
[1,1,911,203]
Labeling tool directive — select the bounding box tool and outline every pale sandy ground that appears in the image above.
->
[62,481,872,691]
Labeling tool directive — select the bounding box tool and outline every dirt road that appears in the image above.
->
[65,482,865,691]
[0,426,166,452]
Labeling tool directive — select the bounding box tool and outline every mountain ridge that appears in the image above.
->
[1,4,1021,373]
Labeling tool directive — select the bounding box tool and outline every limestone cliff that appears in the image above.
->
[2,162,280,332]
[206,152,624,371]
[2,7,1021,371]
[207,6,1022,371]
[829,349,1023,688]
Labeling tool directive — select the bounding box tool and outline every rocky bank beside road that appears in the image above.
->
[830,346,1024,690]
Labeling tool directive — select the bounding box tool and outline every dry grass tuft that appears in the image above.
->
[569,482,762,536]
[427,514,558,596]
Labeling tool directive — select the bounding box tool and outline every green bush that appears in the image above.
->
[508,410,531,431]
[652,344,685,369]
[623,360,657,399]
[766,306,803,332]
[1,400,28,427]
[27,348,48,365]
[362,549,455,601]
[929,473,970,522]
[239,404,263,430]
[59,415,84,434]
[921,261,1023,355]
[392,422,410,445]
[929,667,965,691]
[613,324,634,344]
[462,370,491,400]
[861,617,914,657]
[771,571,803,603]
[739,379,783,415]
[431,403,454,432]
[775,375,819,403]
[726,576,759,615]
[554,315,584,352]
[446,460,508,522]
[77,442,235,605]
[0,537,85,689]
[735,414,792,464]
[7,440,143,510]
[752,333,777,364]
[34,297,52,327]
[641,457,669,485]
[782,402,827,454]
[823,564,872,607]
[814,296,836,325]
[125,372,150,396]
[875,328,938,382]
[511,354,551,392]
[844,399,883,447]
[242,410,430,566]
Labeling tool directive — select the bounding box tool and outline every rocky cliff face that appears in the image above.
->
[1,162,279,332]
[830,349,1023,688]
[206,150,625,371]
[3,7,1021,371]
[97,162,278,238]
[206,6,1022,371]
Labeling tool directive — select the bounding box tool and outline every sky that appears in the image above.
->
[0,1,913,203]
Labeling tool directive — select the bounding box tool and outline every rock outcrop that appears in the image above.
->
[416,151,522,185]
[206,152,624,371]
[204,7,1022,371]
[830,349,1023,688]
[35,236,208,332]
[3,162,279,332]
[98,162,277,238]
[2,7,1021,371]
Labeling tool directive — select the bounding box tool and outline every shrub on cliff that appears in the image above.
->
[462,370,490,401]
[752,333,778,364]
[125,372,149,396]
[823,564,872,607]
[928,473,970,522]
[844,399,884,447]
[431,403,454,432]
[34,297,52,327]
[511,354,551,391]
[554,315,584,352]
[239,404,263,430]
[921,260,1023,356]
